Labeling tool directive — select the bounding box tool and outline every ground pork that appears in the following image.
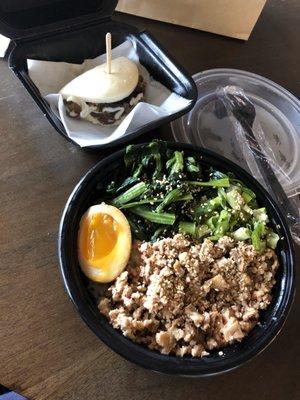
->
[98,234,278,357]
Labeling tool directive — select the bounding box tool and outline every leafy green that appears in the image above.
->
[120,193,193,209]
[124,140,166,179]
[188,178,230,188]
[179,221,196,236]
[232,227,251,241]
[266,230,280,249]
[253,207,269,223]
[176,193,194,202]
[225,188,244,210]
[242,187,256,203]
[214,210,231,237]
[156,188,182,213]
[129,206,176,225]
[120,198,161,209]
[166,151,184,176]
[217,187,228,209]
[195,196,222,218]
[207,215,219,231]
[97,140,279,250]
[112,182,148,207]
[148,141,163,179]
[243,204,253,215]
[117,176,141,193]
[197,225,211,238]
[185,156,201,178]
[251,221,266,252]
[209,170,228,180]
[151,227,166,241]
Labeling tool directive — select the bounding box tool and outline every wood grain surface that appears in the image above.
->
[0,1,299,399]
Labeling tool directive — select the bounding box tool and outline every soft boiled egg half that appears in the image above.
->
[78,203,132,283]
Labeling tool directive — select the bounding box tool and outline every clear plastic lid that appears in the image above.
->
[171,69,300,198]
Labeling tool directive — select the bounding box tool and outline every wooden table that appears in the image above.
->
[0,1,299,399]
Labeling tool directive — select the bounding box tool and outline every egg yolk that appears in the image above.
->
[79,213,119,263]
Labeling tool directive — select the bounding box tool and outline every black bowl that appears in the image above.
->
[58,142,295,376]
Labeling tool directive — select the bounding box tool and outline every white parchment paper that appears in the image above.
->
[0,34,10,58]
[27,40,191,147]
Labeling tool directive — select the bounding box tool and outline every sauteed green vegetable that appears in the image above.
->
[97,140,279,252]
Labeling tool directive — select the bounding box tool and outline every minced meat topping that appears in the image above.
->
[99,234,278,357]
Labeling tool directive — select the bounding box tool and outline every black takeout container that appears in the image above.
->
[58,142,295,376]
[1,0,197,149]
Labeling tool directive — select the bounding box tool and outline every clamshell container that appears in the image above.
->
[1,0,197,149]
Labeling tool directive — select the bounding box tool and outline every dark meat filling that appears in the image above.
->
[64,75,146,125]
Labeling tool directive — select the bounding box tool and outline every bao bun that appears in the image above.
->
[60,57,139,103]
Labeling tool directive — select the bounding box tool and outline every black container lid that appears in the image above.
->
[0,0,118,40]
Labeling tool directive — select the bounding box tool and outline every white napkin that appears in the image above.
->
[27,40,191,147]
